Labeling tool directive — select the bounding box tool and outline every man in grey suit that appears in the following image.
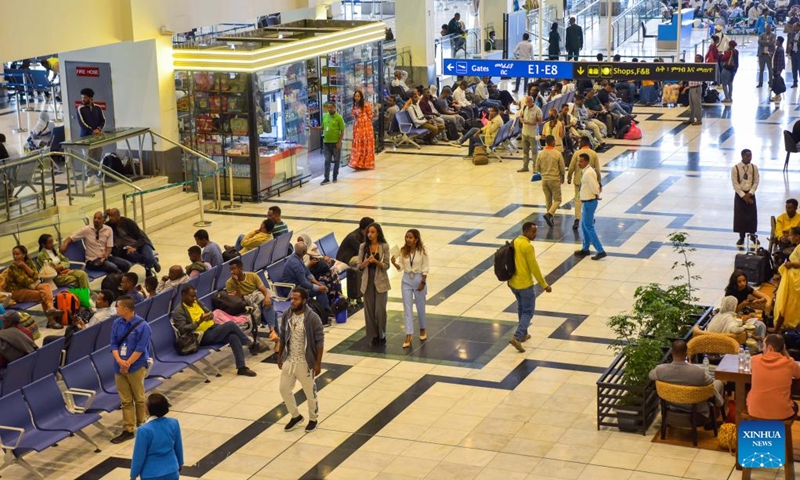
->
[649,339,724,417]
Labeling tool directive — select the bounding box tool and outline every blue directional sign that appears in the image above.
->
[443,58,574,79]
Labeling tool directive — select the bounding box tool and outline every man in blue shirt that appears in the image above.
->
[109,295,151,444]
[283,243,330,315]
[194,229,223,267]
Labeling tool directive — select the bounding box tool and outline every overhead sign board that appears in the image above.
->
[573,62,716,81]
[442,59,573,79]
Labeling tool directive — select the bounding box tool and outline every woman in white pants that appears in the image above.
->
[391,229,429,349]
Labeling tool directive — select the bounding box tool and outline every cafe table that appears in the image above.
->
[713,353,800,425]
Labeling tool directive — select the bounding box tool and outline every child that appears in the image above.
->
[186,245,209,279]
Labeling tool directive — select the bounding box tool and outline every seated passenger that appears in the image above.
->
[772,227,800,331]
[62,211,130,274]
[143,276,158,299]
[267,206,289,238]
[474,77,503,110]
[405,90,443,144]
[707,295,767,339]
[747,334,800,420]
[0,311,38,368]
[156,266,189,294]
[391,70,412,99]
[298,234,344,305]
[542,109,565,152]
[225,258,278,340]
[121,272,145,304]
[724,269,772,313]
[26,111,52,150]
[36,233,90,289]
[235,219,274,254]
[186,246,210,279]
[284,243,331,316]
[454,106,503,158]
[648,339,724,420]
[172,285,263,377]
[775,199,800,265]
[6,245,63,329]
[105,208,161,277]
[87,289,117,327]
[193,229,223,267]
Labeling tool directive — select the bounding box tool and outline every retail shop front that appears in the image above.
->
[173,19,385,201]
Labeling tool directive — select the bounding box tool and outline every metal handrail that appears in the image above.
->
[0,213,89,247]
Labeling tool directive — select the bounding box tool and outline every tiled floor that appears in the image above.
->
[1,33,799,480]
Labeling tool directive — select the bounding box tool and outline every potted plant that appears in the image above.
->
[597,232,708,434]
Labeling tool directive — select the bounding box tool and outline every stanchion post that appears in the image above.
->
[12,93,28,134]
[223,163,240,210]
[193,177,213,227]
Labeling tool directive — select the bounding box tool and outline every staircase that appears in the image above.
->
[60,176,215,234]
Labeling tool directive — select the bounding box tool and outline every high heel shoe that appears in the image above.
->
[402,335,412,348]
[419,329,427,341]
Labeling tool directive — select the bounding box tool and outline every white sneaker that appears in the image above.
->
[86,176,100,186]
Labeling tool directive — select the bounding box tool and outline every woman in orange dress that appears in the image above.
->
[348,90,375,169]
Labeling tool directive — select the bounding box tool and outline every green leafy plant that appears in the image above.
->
[607,232,702,392]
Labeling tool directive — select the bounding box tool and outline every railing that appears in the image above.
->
[611,0,661,50]
[173,23,256,47]
[0,151,141,222]
[571,0,602,34]
[526,6,562,59]
[0,213,89,249]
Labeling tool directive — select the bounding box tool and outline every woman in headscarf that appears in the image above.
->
[36,233,90,289]
[707,295,767,339]
[547,22,561,60]
[297,234,343,306]
[27,111,52,150]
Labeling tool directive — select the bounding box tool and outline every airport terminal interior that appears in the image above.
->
[1,0,799,479]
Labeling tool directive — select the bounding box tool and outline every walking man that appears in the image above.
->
[574,153,606,260]
[517,96,543,172]
[732,149,760,248]
[513,33,534,93]
[567,137,601,230]
[534,135,565,227]
[109,295,151,444]
[507,222,551,353]
[565,17,584,61]
[278,287,324,433]
[757,24,777,88]
[787,23,800,88]
[317,102,345,185]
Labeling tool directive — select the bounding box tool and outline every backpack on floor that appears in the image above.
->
[622,122,642,140]
[307,297,332,324]
[493,241,516,281]
[473,145,489,165]
[55,291,81,326]
[703,88,720,103]
[444,120,459,141]
[19,312,40,340]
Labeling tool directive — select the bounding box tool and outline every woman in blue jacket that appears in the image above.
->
[130,393,183,480]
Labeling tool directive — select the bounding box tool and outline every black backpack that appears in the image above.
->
[101,152,128,178]
[493,241,516,281]
[703,88,720,103]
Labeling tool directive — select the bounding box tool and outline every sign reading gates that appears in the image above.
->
[572,62,716,81]
[442,59,574,79]
[738,420,786,469]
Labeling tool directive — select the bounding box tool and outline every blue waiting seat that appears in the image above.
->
[22,375,106,452]
[60,356,120,414]
[2,353,37,397]
[394,110,428,149]
[134,297,152,320]
[90,347,162,395]
[147,317,219,382]
[216,260,234,292]
[148,290,173,322]
[62,240,105,281]
[240,248,258,272]
[93,317,117,351]
[259,269,291,316]
[254,240,276,271]
[0,391,72,479]
[32,337,65,383]
[64,324,101,366]
[264,259,294,300]
[195,267,218,298]
[317,233,340,260]
[269,231,293,265]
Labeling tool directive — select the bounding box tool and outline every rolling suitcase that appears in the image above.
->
[734,236,772,285]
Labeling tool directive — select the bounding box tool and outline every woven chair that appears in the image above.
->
[655,381,718,446]
[692,325,747,347]
[687,334,740,362]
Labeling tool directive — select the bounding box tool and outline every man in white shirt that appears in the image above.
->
[517,96,542,172]
[731,149,760,247]
[574,153,606,260]
[87,289,117,327]
[567,137,602,230]
[405,91,442,144]
[571,96,606,147]
[474,77,503,109]
[61,211,131,273]
[391,70,412,99]
[513,33,534,93]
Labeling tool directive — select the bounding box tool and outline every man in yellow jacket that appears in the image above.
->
[508,222,552,352]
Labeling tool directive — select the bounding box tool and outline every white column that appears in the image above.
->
[395,0,436,85]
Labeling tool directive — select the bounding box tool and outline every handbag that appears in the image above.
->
[530,172,542,182]
[175,332,199,355]
[211,291,247,316]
